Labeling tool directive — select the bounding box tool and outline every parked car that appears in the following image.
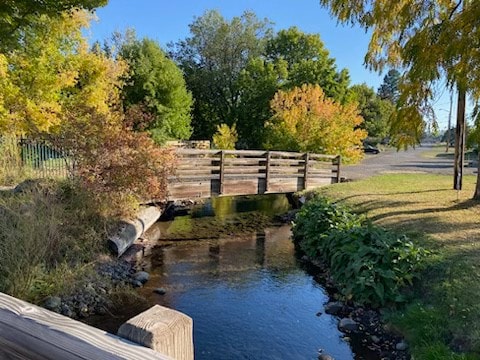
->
[363,144,380,154]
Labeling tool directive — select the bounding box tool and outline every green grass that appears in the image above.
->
[310,173,480,359]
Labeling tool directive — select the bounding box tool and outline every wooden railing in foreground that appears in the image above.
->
[168,149,341,200]
[0,292,193,360]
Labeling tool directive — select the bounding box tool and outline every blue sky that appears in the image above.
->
[87,0,455,129]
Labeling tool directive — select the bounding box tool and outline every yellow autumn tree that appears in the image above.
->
[0,10,125,135]
[212,123,238,150]
[265,84,366,163]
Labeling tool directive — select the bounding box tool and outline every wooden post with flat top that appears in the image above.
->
[118,305,194,360]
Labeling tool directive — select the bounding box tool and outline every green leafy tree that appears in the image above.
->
[119,37,193,143]
[266,27,351,102]
[350,84,393,138]
[265,84,367,163]
[377,69,401,103]
[171,10,273,140]
[236,27,351,148]
[236,58,288,148]
[212,123,238,150]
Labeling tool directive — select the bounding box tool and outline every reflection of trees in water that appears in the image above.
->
[209,194,291,219]
[211,196,235,220]
[250,194,290,215]
[255,232,266,267]
[156,226,298,289]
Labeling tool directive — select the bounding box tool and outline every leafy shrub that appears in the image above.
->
[212,123,238,150]
[293,196,429,306]
[293,197,364,258]
[50,106,176,217]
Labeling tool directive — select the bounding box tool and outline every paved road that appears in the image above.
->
[342,144,478,180]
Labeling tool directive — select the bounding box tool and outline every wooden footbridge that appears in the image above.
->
[168,149,341,200]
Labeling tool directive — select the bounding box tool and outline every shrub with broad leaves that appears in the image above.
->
[293,196,429,306]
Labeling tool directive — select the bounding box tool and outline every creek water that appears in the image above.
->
[136,195,354,360]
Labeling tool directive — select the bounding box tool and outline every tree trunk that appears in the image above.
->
[474,150,480,199]
[453,88,466,190]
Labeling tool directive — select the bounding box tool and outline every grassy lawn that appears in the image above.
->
[314,174,480,359]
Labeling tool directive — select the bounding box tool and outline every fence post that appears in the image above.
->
[265,151,271,193]
[303,152,310,190]
[336,155,341,183]
[219,150,225,195]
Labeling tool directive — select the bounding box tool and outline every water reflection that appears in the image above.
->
[193,194,291,219]
[139,225,353,360]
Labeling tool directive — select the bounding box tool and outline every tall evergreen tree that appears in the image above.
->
[377,69,400,103]
[350,84,393,139]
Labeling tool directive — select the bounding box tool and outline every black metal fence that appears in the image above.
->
[0,136,72,182]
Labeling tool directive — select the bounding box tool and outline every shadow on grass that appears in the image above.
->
[435,152,455,159]
[335,188,452,203]
[377,215,480,242]
[369,198,480,223]
[393,163,453,169]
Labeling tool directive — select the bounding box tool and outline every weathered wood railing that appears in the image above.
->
[168,149,341,200]
[0,292,193,360]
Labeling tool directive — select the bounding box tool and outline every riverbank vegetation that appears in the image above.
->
[303,174,480,359]
[293,197,429,307]
[0,180,105,302]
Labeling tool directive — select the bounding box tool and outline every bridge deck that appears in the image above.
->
[168,149,340,200]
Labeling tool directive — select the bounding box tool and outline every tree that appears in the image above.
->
[319,0,480,194]
[171,10,273,140]
[0,11,176,214]
[377,69,401,103]
[265,84,367,163]
[0,11,125,135]
[349,84,393,139]
[236,27,351,148]
[0,0,107,50]
[119,37,193,143]
[266,27,351,102]
[212,124,238,150]
[235,58,288,148]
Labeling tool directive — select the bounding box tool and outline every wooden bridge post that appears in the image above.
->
[303,152,310,190]
[118,305,194,360]
[265,151,271,192]
[219,150,225,195]
[335,155,341,183]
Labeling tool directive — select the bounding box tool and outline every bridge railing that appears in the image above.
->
[168,149,340,200]
[0,292,193,360]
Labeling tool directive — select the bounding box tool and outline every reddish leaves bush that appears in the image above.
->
[51,106,176,216]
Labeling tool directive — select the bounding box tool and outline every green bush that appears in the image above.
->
[292,197,364,258]
[293,196,429,306]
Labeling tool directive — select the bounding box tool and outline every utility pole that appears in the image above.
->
[445,91,453,153]
[453,87,466,190]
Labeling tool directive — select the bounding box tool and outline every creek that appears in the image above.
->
[95,195,357,359]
